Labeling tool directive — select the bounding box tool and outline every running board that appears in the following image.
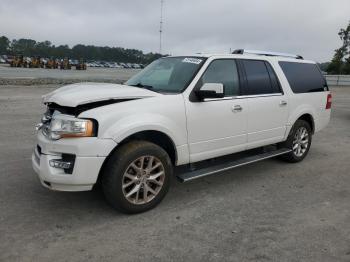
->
[176,148,291,182]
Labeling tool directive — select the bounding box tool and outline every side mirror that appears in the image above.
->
[195,83,224,100]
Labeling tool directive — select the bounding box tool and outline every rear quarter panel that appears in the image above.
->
[271,59,331,137]
[288,92,331,132]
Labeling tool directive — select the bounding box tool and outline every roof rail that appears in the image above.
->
[232,49,303,60]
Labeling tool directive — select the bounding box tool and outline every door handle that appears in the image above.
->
[279,100,287,106]
[232,105,242,112]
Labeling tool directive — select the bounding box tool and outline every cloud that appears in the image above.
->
[0,0,349,61]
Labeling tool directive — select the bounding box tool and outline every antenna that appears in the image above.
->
[159,0,164,54]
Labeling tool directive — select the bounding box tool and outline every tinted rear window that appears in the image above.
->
[279,62,328,93]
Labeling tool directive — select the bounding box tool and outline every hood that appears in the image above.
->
[43,82,160,107]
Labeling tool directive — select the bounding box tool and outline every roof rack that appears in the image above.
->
[232,49,303,60]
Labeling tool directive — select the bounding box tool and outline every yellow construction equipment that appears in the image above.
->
[75,59,87,70]
[60,58,71,70]
[46,58,59,69]
[29,56,41,68]
[10,55,25,67]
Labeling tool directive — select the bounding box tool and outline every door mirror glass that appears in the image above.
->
[195,83,224,100]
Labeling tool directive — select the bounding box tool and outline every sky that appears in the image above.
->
[0,0,349,62]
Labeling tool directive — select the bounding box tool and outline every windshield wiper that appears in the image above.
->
[129,83,154,90]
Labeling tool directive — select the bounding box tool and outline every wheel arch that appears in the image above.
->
[116,130,178,165]
[297,113,315,134]
[96,130,178,186]
[287,106,316,137]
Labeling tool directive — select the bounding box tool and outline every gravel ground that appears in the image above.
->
[0,84,349,262]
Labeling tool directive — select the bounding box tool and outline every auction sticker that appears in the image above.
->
[182,58,202,64]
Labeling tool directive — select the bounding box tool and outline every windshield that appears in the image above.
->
[125,57,205,93]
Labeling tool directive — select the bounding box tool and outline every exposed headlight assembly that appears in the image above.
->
[47,114,96,140]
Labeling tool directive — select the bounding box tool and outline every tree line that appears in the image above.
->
[0,36,162,64]
[1,21,350,74]
[327,21,350,74]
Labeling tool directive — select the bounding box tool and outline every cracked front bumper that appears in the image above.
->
[32,131,117,192]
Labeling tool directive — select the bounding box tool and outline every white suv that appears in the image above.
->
[32,50,331,213]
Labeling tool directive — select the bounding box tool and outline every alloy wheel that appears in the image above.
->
[122,156,165,205]
[292,126,309,157]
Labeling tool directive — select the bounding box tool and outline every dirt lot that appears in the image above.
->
[0,84,349,262]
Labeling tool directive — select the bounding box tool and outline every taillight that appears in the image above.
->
[326,93,332,109]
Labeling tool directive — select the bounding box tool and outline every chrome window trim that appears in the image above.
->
[236,93,283,99]
[203,93,283,102]
[189,58,241,102]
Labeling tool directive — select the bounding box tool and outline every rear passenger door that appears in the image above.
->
[238,59,289,149]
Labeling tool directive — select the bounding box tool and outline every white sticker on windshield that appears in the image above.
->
[182,58,202,64]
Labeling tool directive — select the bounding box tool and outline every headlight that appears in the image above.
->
[48,114,96,140]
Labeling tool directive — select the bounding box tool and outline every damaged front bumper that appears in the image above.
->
[32,131,117,192]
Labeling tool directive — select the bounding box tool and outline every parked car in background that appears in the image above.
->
[132,63,141,69]
[92,62,101,67]
[69,59,79,67]
[5,55,14,64]
[41,58,48,67]
[109,62,122,69]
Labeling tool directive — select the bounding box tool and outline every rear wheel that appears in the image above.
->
[279,120,312,163]
[102,140,172,214]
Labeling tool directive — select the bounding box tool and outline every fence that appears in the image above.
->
[325,75,350,87]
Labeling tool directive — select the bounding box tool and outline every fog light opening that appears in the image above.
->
[49,159,72,169]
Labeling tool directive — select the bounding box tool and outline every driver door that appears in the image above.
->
[184,59,248,163]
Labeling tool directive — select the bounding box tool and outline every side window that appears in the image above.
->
[265,62,282,93]
[200,59,239,96]
[279,61,328,93]
[242,60,277,95]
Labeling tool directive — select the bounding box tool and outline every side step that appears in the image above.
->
[176,148,291,182]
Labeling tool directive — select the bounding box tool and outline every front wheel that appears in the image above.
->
[102,141,172,214]
[279,120,312,163]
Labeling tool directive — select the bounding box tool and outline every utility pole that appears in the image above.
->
[159,0,164,54]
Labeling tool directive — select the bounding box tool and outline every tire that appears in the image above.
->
[279,120,312,163]
[101,140,172,214]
